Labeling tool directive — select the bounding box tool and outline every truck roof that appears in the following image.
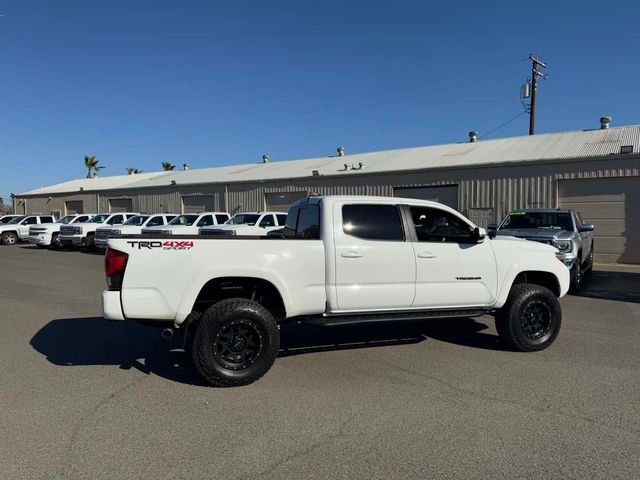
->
[509,208,572,213]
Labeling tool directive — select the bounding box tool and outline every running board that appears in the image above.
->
[299,309,489,326]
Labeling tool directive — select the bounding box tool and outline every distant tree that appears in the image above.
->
[126,167,143,175]
[84,155,105,178]
[161,162,175,171]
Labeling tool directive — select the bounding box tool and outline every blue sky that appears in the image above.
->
[1,0,639,202]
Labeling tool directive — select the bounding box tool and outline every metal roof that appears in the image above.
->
[18,125,640,196]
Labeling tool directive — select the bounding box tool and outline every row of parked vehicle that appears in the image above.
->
[0,210,289,250]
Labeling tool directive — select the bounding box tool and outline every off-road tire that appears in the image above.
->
[495,284,561,352]
[192,298,280,387]
[1,232,18,245]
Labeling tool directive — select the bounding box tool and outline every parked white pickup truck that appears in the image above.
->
[141,212,230,236]
[103,195,570,387]
[28,214,95,248]
[60,212,139,250]
[199,211,287,236]
[0,215,57,245]
[95,214,177,249]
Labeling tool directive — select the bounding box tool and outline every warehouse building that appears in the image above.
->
[14,118,640,264]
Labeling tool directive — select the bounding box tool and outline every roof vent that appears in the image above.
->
[262,154,269,164]
[171,180,177,185]
[312,170,320,176]
[183,163,189,171]
[620,145,633,154]
[600,116,611,129]
[468,130,478,143]
[337,147,345,157]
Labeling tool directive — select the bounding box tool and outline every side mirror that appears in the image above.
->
[487,223,497,231]
[579,223,594,232]
[471,227,486,243]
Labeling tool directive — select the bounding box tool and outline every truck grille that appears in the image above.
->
[60,225,81,235]
[201,229,234,236]
[96,229,121,238]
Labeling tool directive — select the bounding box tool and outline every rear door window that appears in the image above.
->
[296,205,320,239]
[107,215,124,225]
[146,216,164,227]
[342,204,404,241]
[259,214,276,227]
[215,214,229,224]
[276,214,287,226]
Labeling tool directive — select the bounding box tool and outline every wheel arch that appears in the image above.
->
[496,268,562,307]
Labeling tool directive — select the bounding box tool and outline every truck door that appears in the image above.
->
[406,205,497,308]
[333,202,416,311]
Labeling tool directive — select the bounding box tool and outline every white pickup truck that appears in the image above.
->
[141,212,230,236]
[95,214,177,249]
[103,195,570,387]
[28,214,95,248]
[0,215,57,245]
[60,212,139,250]
[199,211,287,236]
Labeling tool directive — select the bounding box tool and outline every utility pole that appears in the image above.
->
[528,53,547,135]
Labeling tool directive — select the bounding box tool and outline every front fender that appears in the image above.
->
[494,262,570,308]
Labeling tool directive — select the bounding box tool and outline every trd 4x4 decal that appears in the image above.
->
[126,240,194,250]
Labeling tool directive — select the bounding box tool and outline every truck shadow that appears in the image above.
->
[578,270,640,304]
[30,316,505,386]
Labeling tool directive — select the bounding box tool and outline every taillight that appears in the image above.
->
[105,248,128,291]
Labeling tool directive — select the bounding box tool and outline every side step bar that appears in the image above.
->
[299,308,489,327]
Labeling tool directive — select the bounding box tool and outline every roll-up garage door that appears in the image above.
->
[109,198,133,213]
[558,177,640,264]
[393,185,459,210]
[265,191,308,212]
[182,195,216,213]
[65,201,84,215]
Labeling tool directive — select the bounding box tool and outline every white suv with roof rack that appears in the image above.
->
[0,215,57,245]
[95,214,177,248]
[199,211,287,236]
[28,214,95,248]
[59,212,139,250]
[141,212,230,236]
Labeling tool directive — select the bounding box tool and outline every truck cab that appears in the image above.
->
[141,212,230,236]
[199,211,287,236]
[28,214,95,248]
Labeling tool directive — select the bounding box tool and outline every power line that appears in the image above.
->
[479,110,528,139]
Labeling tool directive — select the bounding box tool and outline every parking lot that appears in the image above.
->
[1,245,639,479]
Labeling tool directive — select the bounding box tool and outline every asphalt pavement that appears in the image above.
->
[1,245,639,479]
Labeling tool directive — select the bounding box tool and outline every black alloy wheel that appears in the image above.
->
[213,319,263,371]
[521,301,551,340]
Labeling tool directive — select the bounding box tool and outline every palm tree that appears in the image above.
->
[84,155,98,178]
[126,167,143,175]
[84,155,106,178]
[161,162,175,171]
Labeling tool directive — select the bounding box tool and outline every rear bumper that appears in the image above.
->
[102,290,125,321]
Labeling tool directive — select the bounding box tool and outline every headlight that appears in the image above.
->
[553,239,572,252]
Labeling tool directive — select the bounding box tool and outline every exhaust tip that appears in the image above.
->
[161,328,174,339]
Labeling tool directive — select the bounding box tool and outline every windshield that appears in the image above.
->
[168,214,198,226]
[500,211,573,230]
[56,216,76,224]
[123,215,149,226]
[8,216,26,224]
[0,216,18,224]
[88,214,110,223]
[225,214,260,226]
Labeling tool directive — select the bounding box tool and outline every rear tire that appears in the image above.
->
[495,284,561,352]
[1,232,18,245]
[192,298,280,387]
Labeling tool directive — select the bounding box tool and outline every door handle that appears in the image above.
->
[417,251,437,258]
[341,251,363,258]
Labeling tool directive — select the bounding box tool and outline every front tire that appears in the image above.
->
[495,284,562,352]
[569,257,582,294]
[192,298,280,387]
[50,233,62,250]
[85,234,96,251]
[1,232,18,245]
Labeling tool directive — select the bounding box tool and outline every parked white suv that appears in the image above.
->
[141,212,229,236]
[0,215,57,245]
[60,212,139,250]
[199,212,287,236]
[28,214,95,248]
[95,214,177,248]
